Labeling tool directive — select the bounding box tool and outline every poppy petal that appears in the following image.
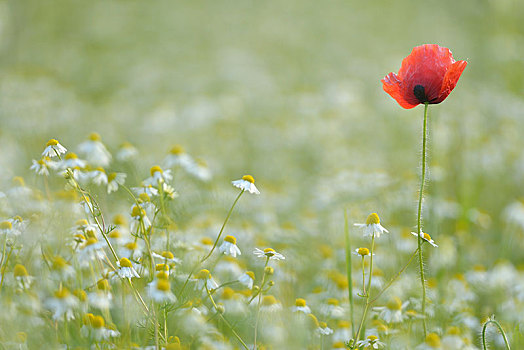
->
[437,60,468,103]
[382,72,419,109]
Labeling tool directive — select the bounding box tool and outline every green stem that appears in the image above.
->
[253,257,270,350]
[482,318,511,350]
[417,102,429,337]
[344,210,355,334]
[366,235,375,294]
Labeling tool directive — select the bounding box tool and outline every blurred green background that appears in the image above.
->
[1,0,524,321]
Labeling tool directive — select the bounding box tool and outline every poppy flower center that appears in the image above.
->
[413,85,429,103]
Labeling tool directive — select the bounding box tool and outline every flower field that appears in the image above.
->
[1,1,523,349]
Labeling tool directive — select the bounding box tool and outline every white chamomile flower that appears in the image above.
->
[195,269,219,291]
[60,152,87,169]
[130,204,151,232]
[411,232,438,247]
[260,295,282,312]
[13,264,33,289]
[90,167,108,186]
[107,172,126,193]
[186,158,212,181]
[30,157,57,176]
[42,139,67,158]
[354,213,389,238]
[45,287,78,321]
[77,133,112,167]
[151,251,181,264]
[238,271,255,289]
[354,247,374,257]
[232,175,260,194]
[373,297,409,323]
[164,144,194,169]
[292,298,311,314]
[116,142,138,161]
[356,335,385,349]
[253,247,285,261]
[148,277,177,303]
[132,183,159,197]
[161,183,179,199]
[317,322,334,336]
[145,166,172,185]
[219,235,242,257]
[416,333,442,349]
[117,258,140,279]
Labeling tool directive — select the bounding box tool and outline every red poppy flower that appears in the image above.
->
[382,44,467,109]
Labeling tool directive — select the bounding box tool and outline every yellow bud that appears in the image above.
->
[366,213,380,225]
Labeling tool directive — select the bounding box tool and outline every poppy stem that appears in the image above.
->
[417,102,429,338]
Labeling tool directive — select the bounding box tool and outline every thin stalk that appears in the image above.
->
[344,210,355,334]
[482,318,511,350]
[417,102,429,337]
[253,257,270,349]
[352,234,374,348]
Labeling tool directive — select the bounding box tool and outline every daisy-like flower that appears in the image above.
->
[77,132,112,167]
[88,279,113,310]
[186,158,212,182]
[83,314,120,341]
[354,213,389,238]
[0,220,19,237]
[373,297,409,323]
[356,335,386,349]
[292,298,311,314]
[382,44,467,109]
[107,172,126,194]
[116,141,138,162]
[164,144,194,169]
[260,295,282,312]
[354,247,372,257]
[152,251,181,264]
[238,271,255,289]
[416,333,442,349]
[14,264,33,289]
[45,287,78,321]
[116,258,140,279]
[78,237,105,263]
[89,167,108,186]
[51,256,75,279]
[321,298,345,319]
[30,157,57,176]
[59,152,87,169]
[130,204,151,232]
[195,269,219,291]
[232,175,260,194]
[317,322,334,336]
[42,139,67,158]
[411,232,438,247]
[219,235,242,257]
[253,247,285,260]
[131,183,159,197]
[148,277,177,303]
[145,165,173,185]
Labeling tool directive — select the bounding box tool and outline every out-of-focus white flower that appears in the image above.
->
[292,298,311,314]
[116,258,140,279]
[232,175,260,194]
[116,142,138,162]
[164,144,194,169]
[148,277,177,303]
[89,167,108,186]
[373,297,409,323]
[45,287,78,321]
[354,213,389,238]
[145,166,172,185]
[357,335,385,349]
[260,295,282,312]
[238,271,255,289]
[107,172,126,193]
[59,152,87,169]
[77,133,112,167]
[195,269,219,291]
[186,158,212,181]
[30,157,57,176]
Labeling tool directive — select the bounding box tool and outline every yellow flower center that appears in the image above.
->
[46,139,59,147]
[92,315,105,328]
[131,205,145,218]
[89,132,101,141]
[13,216,23,222]
[170,145,185,155]
[113,214,126,225]
[358,247,370,256]
[387,297,403,311]
[54,287,71,299]
[366,213,380,225]
[139,193,151,202]
[97,279,110,291]
[52,256,68,269]
[162,251,175,260]
[263,248,275,256]
[448,326,461,335]
[367,335,378,342]
[109,230,121,238]
[0,221,12,230]
[74,289,87,302]
[119,257,133,268]
[295,298,307,307]
[327,298,339,306]
[222,287,235,299]
[201,237,213,245]
[85,237,98,246]
[156,279,171,292]
[15,332,27,344]
[261,295,278,306]
[196,269,211,280]
[224,235,237,244]
[14,264,28,277]
[65,152,78,159]
[156,263,169,272]
[246,271,255,280]
[76,219,89,226]
[423,233,432,241]
[319,322,327,328]
[125,242,137,250]
[150,165,163,176]
[426,333,441,347]
[242,175,255,183]
[108,173,117,182]
[333,342,346,349]
[156,271,169,280]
